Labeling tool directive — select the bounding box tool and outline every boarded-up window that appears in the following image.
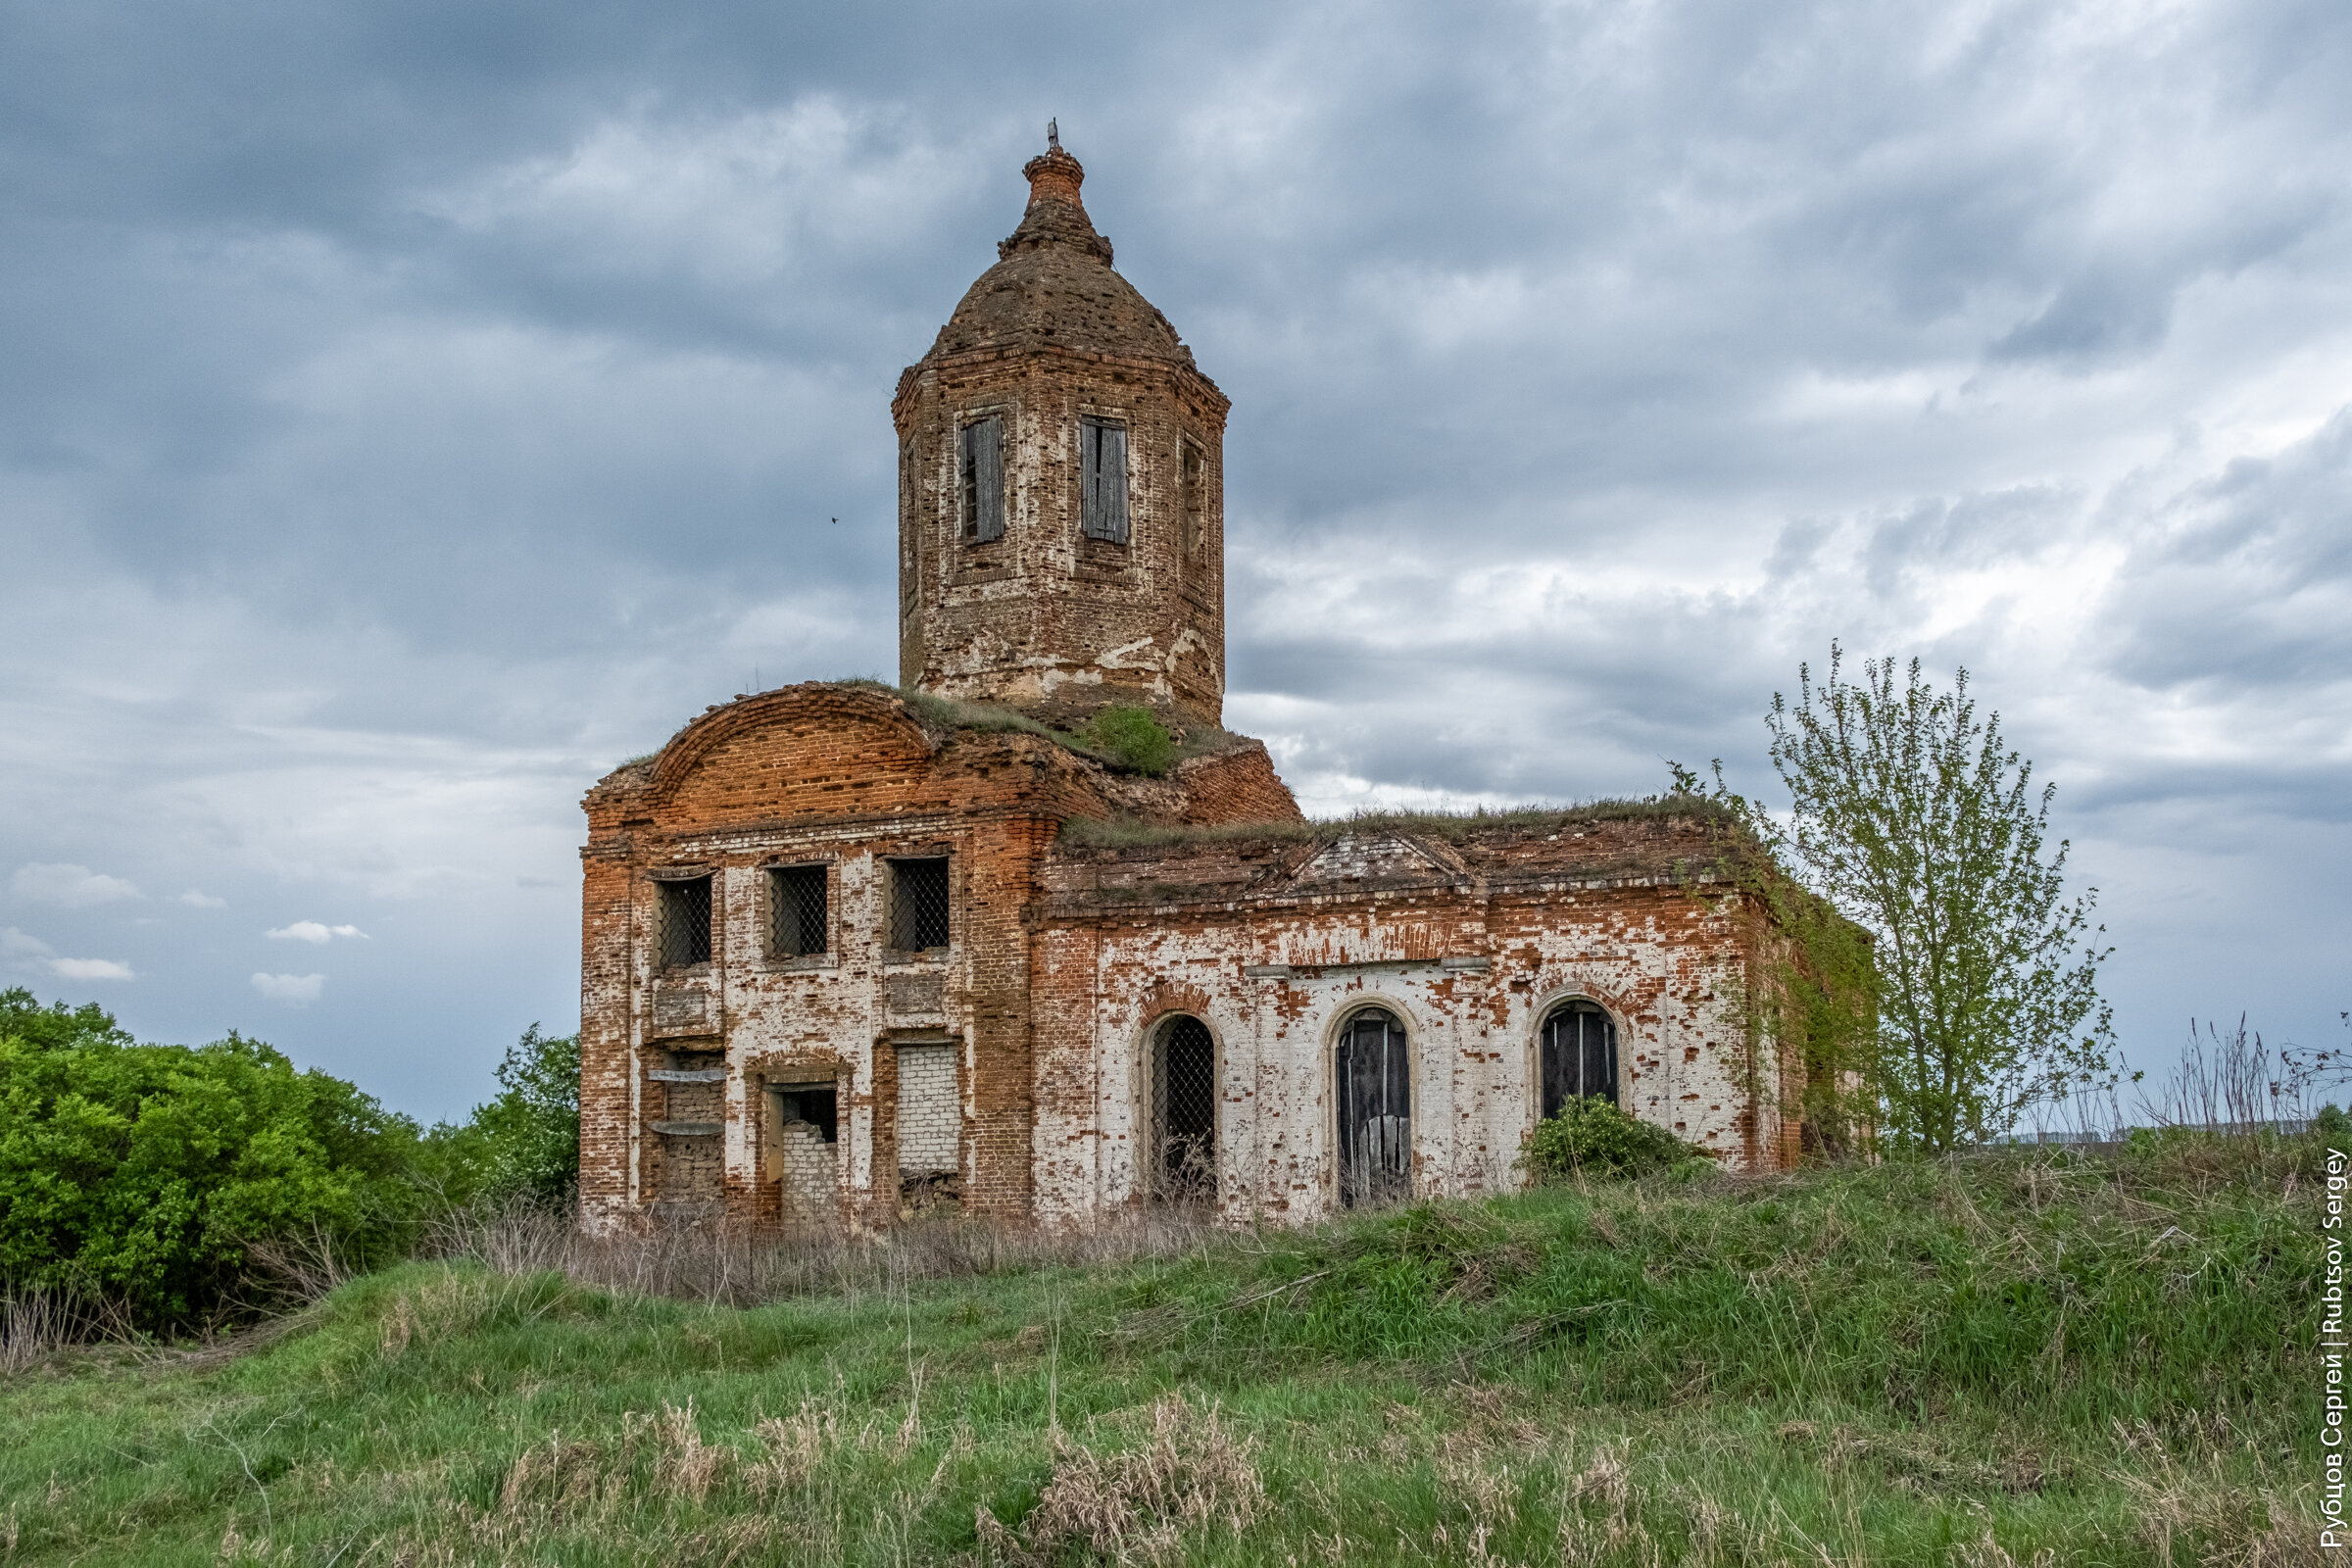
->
[767,864,827,957]
[1080,418,1128,543]
[1336,1007,1409,1207]
[888,857,951,952]
[1179,440,1205,560]
[656,875,712,970]
[959,416,1004,543]
[1540,1001,1619,1118]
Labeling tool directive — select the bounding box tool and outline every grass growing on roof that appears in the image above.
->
[1057,795,1739,851]
[0,1131,2320,1564]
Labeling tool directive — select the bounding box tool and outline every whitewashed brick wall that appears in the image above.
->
[896,1044,959,1173]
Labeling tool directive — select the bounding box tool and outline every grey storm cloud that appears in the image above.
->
[2,0,2347,1118]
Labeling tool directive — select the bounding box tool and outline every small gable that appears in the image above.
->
[1287,832,1455,891]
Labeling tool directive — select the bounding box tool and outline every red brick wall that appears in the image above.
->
[578,683,1305,1232]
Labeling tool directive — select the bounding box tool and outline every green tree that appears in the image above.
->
[426,1024,580,1208]
[0,989,427,1328]
[1687,647,2119,1153]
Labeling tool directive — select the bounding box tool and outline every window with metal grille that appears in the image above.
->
[959,416,1004,543]
[656,874,712,969]
[888,857,951,952]
[1079,418,1128,543]
[1540,1001,1619,1118]
[1150,1015,1216,1201]
[767,864,828,958]
[1335,1007,1410,1207]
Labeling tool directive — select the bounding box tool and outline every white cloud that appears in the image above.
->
[250,971,325,1004]
[49,956,134,982]
[266,920,368,944]
[177,889,226,908]
[2,926,55,957]
[11,862,143,906]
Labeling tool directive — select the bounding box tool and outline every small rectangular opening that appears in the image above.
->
[656,875,713,969]
[772,1083,839,1144]
[767,863,828,957]
[888,857,951,952]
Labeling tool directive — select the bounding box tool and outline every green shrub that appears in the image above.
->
[1521,1098,1708,1181]
[0,989,429,1328]
[1086,704,1177,774]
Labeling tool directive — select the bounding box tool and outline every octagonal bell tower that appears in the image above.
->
[893,128,1228,728]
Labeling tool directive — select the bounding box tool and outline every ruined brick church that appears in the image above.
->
[578,133,1798,1231]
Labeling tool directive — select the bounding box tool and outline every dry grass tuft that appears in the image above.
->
[977,1393,1263,1566]
[428,1200,1239,1308]
[751,1397,844,1494]
[636,1400,729,1501]
[497,1433,603,1515]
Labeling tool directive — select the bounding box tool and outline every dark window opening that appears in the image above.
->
[1336,1007,1410,1207]
[959,416,1004,543]
[767,864,828,957]
[889,857,951,952]
[1541,1001,1620,1119]
[656,875,712,969]
[1080,418,1129,543]
[1180,441,1205,559]
[1150,1015,1216,1200]
[772,1083,839,1144]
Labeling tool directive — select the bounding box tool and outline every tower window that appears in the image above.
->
[888,857,951,952]
[767,864,828,958]
[1080,418,1129,543]
[1180,440,1205,560]
[655,875,713,970]
[959,416,1004,543]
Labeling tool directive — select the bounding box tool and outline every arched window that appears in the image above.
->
[1148,1015,1216,1200]
[1335,1007,1410,1207]
[1541,1001,1619,1119]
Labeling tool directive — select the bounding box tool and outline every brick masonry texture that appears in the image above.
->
[894,141,1228,729]
[776,1120,838,1223]
[895,1044,960,1174]
[576,136,1797,1235]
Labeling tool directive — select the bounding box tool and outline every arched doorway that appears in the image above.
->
[1541,1000,1619,1119]
[1148,1014,1216,1201]
[1335,1007,1410,1207]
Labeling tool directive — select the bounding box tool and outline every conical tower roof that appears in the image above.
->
[925,131,1193,364]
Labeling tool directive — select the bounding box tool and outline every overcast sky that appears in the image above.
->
[2,0,2345,1122]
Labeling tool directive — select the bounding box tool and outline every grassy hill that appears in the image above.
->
[0,1133,2322,1565]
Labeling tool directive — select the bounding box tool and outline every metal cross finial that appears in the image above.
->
[1047,118,1059,150]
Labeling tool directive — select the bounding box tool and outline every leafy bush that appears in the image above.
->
[0,989,428,1328]
[1521,1098,1709,1181]
[424,1024,580,1209]
[1086,704,1177,774]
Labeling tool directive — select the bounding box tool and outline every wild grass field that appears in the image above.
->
[0,1131,2325,1566]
